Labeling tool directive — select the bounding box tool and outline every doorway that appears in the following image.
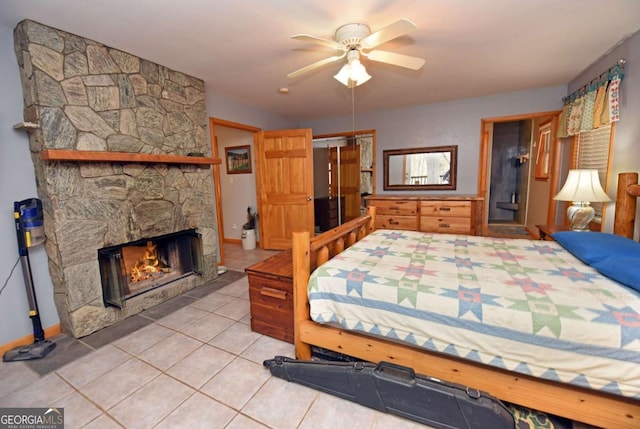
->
[479,111,562,237]
[312,130,376,232]
[488,120,532,229]
[209,118,261,265]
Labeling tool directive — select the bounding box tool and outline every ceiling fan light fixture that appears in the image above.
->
[334,51,371,88]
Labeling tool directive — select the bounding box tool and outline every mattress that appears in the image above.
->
[307,229,640,399]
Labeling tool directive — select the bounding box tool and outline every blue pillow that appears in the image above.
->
[592,257,640,292]
[551,231,640,265]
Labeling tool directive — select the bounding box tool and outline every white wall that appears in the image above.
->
[301,85,567,196]
[206,93,296,131]
[567,30,640,238]
[0,26,59,345]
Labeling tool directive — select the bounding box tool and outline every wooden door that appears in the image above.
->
[329,145,361,222]
[256,129,314,250]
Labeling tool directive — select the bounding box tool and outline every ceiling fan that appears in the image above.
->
[287,18,425,88]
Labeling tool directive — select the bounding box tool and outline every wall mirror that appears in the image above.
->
[383,145,457,191]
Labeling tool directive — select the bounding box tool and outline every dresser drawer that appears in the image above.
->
[420,216,472,234]
[371,200,418,216]
[420,201,471,217]
[376,215,418,230]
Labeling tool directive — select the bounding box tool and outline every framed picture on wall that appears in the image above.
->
[225,145,252,174]
[535,121,552,180]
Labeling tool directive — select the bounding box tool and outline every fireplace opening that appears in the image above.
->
[99,229,203,308]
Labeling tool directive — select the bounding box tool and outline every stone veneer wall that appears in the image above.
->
[13,20,218,337]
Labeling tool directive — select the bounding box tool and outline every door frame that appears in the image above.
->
[477,111,562,235]
[313,129,377,214]
[209,117,261,264]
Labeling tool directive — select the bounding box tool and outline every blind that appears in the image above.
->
[574,125,612,219]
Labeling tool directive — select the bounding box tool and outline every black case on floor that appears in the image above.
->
[264,356,514,429]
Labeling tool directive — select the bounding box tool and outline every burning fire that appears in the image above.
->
[130,241,171,283]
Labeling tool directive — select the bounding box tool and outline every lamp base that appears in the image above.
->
[567,202,594,232]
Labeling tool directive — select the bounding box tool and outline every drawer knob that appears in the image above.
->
[260,287,288,300]
[440,207,451,211]
[389,219,399,225]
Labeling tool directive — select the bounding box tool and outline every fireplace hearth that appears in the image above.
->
[99,230,203,308]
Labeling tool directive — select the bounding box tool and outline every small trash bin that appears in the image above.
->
[241,229,256,250]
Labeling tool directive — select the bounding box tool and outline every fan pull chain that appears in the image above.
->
[351,86,355,137]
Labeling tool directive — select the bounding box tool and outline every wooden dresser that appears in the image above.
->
[365,195,484,235]
[314,196,345,232]
[245,249,294,343]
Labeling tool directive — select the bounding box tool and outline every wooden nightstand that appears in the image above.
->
[536,224,569,241]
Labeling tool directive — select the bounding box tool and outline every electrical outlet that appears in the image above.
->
[232,224,237,230]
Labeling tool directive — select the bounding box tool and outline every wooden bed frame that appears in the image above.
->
[292,172,640,429]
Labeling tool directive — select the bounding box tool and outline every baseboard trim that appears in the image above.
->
[224,238,242,244]
[0,324,62,356]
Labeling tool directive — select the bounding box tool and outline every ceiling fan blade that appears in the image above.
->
[287,53,346,79]
[366,50,425,70]
[361,18,417,50]
[291,34,343,50]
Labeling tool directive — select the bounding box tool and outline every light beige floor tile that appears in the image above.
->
[155,391,236,429]
[239,312,251,325]
[155,305,210,331]
[242,376,318,428]
[112,323,173,355]
[241,335,295,364]
[0,361,40,399]
[83,413,125,429]
[54,390,102,429]
[213,297,250,321]
[200,357,270,410]
[56,345,130,388]
[179,312,235,342]
[79,357,160,409]
[0,372,74,408]
[166,344,235,389]
[208,322,261,355]
[299,391,376,429]
[216,279,249,297]
[190,291,235,313]
[108,374,194,429]
[225,413,270,429]
[137,332,202,371]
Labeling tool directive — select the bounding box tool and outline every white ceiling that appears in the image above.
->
[2,0,640,121]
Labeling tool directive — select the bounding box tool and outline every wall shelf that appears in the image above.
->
[40,149,221,166]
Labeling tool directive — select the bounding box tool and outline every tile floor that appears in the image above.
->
[0,243,426,429]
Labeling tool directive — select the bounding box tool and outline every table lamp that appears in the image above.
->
[553,169,611,231]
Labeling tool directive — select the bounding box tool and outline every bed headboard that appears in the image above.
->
[614,172,640,241]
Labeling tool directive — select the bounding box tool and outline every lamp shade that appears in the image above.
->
[334,50,371,88]
[553,169,611,202]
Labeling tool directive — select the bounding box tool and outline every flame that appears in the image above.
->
[130,241,171,282]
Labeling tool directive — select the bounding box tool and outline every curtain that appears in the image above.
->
[557,64,623,138]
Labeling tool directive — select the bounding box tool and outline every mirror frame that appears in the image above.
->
[383,145,457,191]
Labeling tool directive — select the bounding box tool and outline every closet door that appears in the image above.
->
[329,144,361,222]
[256,129,314,249]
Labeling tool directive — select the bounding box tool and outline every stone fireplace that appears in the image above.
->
[13,20,218,337]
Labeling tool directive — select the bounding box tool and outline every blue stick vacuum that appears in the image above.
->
[3,198,56,362]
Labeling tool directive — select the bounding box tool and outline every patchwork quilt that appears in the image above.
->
[308,229,640,399]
